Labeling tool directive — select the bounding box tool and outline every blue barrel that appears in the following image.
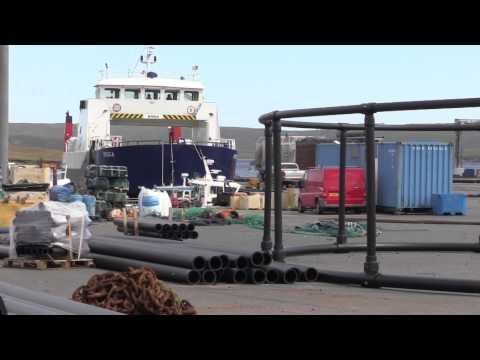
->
[82,195,96,217]
[69,194,84,203]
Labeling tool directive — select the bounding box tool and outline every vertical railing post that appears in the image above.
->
[261,118,273,253]
[337,128,347,245]
[272,113,285,262]
[0,46,8,185]
[363,111,379,276]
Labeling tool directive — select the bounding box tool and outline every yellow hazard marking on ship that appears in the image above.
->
[110,113,143,119]
[163,115,196,120]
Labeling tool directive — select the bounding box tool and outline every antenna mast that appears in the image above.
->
[192,65,199,81]
[140,46,157,76]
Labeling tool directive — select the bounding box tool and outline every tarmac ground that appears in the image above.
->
[1,183,480,315]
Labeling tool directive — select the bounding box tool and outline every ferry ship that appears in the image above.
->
[63,47,237,197]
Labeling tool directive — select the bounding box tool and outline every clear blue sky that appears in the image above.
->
[9,45,480,127]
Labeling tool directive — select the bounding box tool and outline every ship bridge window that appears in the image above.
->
[145,89,160,100]
[125,88,141,99]
[164,90,179,101]
[184,91,199,101]
[104,88,120,99]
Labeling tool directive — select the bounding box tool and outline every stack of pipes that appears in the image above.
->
[114,219,198,240]
[88,235,317,285]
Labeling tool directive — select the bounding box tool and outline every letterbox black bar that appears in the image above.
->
[262,119,273,253]
[272,115,284,262]
[337,128,347,245]
[259,97,480,123]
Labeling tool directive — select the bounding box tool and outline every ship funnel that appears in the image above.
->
[64,111,73,152]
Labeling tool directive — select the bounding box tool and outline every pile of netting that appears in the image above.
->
[72,267,196,315]
[292,220,380,237]
[173,207,240,226]
[235,213,380,238]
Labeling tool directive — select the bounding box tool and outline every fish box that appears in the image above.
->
[431,193,467,215]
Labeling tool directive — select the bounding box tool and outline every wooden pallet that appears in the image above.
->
[2,257,95,270]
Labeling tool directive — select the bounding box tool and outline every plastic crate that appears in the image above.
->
[463,168,476,177]
[431,193,467,215]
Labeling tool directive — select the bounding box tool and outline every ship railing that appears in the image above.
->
[94,138,235,149]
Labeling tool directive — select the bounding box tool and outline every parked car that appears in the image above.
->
[298,167,366,213]
[281,163,305,182]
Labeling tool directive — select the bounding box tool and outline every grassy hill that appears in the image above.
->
[7,123,480,163]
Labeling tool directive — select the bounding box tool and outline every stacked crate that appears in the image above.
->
[85,165,129,219]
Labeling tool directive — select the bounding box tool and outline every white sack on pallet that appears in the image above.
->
[16,201,91,256]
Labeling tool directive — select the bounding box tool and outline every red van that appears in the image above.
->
[298,167,366,213]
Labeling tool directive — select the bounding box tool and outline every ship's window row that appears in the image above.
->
[101,87,199,101]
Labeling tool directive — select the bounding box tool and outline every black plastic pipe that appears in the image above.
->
[262,252,273,266]
[337,128,347,245]
[93,234,256,270]
[94,234,262,269]
[201,270,217,284]
[315,269,480,294]
[364,112,379,275]
[113,219,158,232]
[1,293,74,315]
[222,268,247,284]
[272,115,284,262]
[0,281,121,315]
[265,269,280,284]
[278,121,480,131]
[246,268,267,284]
[88,238,208,270]
[282,242,480,257]
[92,235,226,270]
[288,264,318,282]
[0,245,10,259]
[262,118,273,253]
[263,262,298,284]
[259,97,480,123]
[90,253,202,285]
[116,225,184,241]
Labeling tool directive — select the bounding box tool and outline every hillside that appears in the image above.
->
[7,123,480,162]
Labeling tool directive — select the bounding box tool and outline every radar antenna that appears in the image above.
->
[140,46,157,76]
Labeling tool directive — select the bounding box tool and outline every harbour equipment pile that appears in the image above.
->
[88,234,317,285]
[85,165,129,219]
[72,267,196,315]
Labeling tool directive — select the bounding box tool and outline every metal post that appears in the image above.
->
[0,46,8,185]
[261,119,273,252]
[337,129,347,245]
[363,113,379,275]
[272,114,284,261]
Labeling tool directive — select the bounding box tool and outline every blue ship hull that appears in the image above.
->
[95,144,237,197]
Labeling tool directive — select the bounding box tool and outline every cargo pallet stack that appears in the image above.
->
[85,165,129,219]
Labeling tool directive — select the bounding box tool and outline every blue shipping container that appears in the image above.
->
[315,143,374,169]
[377,142,453,211]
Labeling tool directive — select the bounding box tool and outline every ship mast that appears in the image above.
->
[140,46,157,77]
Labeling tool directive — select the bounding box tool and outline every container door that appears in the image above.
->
[377,143,402,209]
